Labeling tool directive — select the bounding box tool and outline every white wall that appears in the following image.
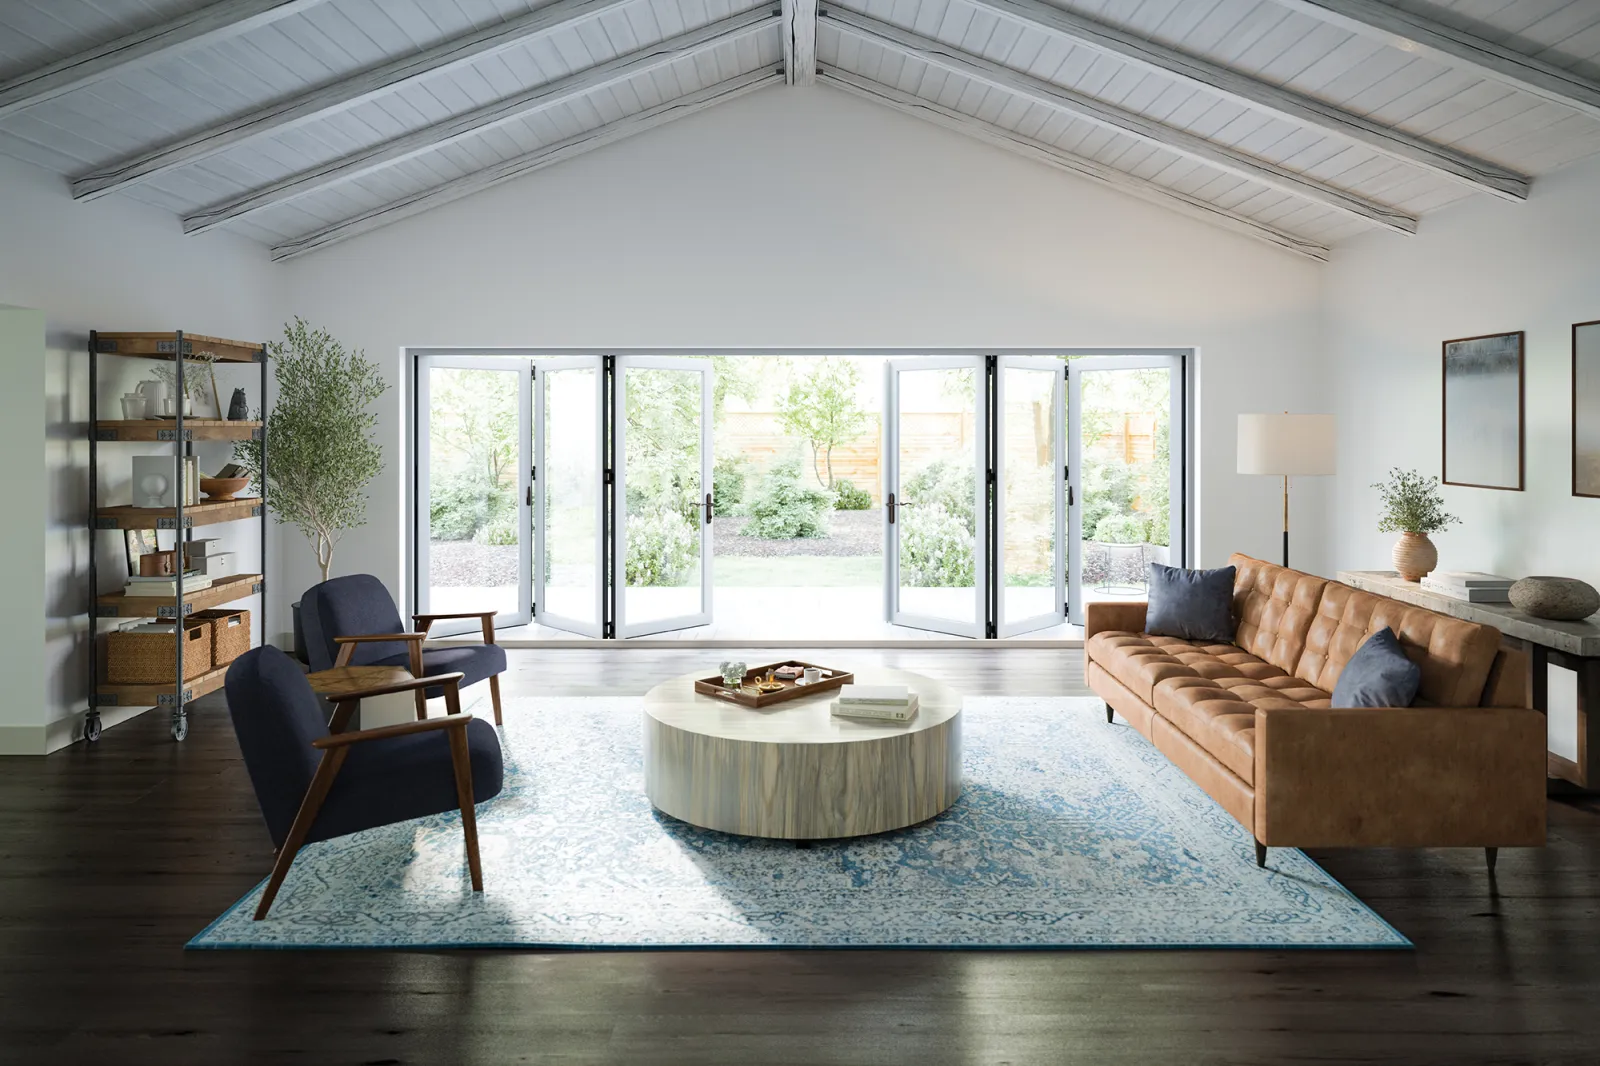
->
[1323,152,1600,584]
[278,84,1328,624]
[0,306,46,752]
[0,154,276,751]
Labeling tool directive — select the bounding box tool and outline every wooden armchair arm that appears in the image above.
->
[412,611,499,642]
[330,671,464,704]
[314,712,474,749]
[325,672,465,734]
[334,632,427,644]
[333,631,426,668]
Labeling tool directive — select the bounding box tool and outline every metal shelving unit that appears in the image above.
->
[86,330,268,743]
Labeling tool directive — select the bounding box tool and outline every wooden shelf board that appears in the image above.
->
[97,573,263,618]
[97,663,230,707]
[96,498,263,530]
[96,419,262,442]
[92,332,263,363]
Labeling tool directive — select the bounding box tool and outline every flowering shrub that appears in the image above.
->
[626,507,698,586]
[900,504,975,587]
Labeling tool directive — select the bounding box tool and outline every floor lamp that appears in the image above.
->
[1237,413,1336,569]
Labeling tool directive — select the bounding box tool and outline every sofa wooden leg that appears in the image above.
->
[1255,841,1267,868]
[1485,847,1498,875]
[1104,703,1114,724]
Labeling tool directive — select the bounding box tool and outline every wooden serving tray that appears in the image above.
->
[693,660,855,709]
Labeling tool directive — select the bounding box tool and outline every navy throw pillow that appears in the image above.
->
[1144,563,1236,643]
[1330,627,1421,708]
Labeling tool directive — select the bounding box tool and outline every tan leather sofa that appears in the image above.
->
[1085,553,1546,868]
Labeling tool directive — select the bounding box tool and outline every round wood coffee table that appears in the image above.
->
[642,667,962,840]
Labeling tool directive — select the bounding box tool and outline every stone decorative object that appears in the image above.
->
[1508,577,1600,621]
[1391,532,1439,582]
[227,387,249,421]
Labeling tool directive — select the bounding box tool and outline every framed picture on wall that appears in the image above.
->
[1575,320,1600,498]
[1443,331,1524,491]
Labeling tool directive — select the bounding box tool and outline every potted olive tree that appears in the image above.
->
[233,318,388,657]
[1372,468,1459,581]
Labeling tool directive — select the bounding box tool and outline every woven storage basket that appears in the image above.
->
[107,618,213,684]
[191,608,250,669]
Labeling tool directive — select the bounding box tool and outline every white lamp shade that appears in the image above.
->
[1237,413,1337,476]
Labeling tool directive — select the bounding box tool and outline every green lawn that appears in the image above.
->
[714,555,883,587]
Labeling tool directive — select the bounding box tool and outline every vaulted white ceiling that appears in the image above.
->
[2,0,1598,262]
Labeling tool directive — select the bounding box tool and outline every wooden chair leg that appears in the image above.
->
[1486,847,1499,875]
[446,726,484,892]
[487,674,503,726]
[408,640,428,720]
[255,747,349,920]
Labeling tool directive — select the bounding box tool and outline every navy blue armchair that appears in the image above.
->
[301,574,508,725]
[224,645,504,920]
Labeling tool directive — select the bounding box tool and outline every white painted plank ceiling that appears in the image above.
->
[1,0,1597,260]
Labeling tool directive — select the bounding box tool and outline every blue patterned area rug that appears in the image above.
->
[189,697,1408,951]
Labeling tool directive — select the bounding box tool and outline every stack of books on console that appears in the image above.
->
[1419,571,1514,603]
[831,684,919,722]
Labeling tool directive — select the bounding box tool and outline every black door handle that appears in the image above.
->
[704,492,713,525]
[887,492,896,525]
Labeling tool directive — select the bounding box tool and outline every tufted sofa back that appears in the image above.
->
[1230,555,1329,675]
[1227,554,1504,707]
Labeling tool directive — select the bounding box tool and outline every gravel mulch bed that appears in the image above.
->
[429,541,518,587]
[429,512,883,586]
[714,510,881,557]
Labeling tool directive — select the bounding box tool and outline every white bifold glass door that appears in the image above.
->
[534,357,605,636]
[883,357,987,637]
[997,358,1066,636]
[1067,355,1185,627]
[612,357,713,638]
[416,357,532,636]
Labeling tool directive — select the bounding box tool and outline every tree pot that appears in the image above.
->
[1392,532,1438,582]
[291,601,309,664]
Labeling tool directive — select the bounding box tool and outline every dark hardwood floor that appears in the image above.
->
[4,647,1599,1065]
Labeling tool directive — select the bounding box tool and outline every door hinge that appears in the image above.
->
[604,467,613,486]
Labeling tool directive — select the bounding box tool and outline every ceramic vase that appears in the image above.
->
[1392,532,1438,582]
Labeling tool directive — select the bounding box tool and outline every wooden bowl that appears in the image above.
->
[200,477,249,501]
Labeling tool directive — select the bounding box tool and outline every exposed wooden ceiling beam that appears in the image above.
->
[183,10,779,234]
[1273,0,1600,123]
[827,9,1415,235]
[783,0,818,86]
[819,67,1330,262]
[271,69,782,262]
[963,0,1530,201]
[71,0,638,201]
[0,0,326,122]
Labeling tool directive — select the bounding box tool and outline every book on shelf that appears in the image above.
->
[837,684,912,707]
[1423,571,1514,589]
[123,572,213,596]
[831,695,919,722]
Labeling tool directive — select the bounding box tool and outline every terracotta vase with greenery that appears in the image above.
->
[1372,468,1459,581]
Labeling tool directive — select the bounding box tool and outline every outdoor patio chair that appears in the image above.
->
[224,645,503,920]
[301,574,506,725]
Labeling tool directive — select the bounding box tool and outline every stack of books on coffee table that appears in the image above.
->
[1419,571,1514,603]
[831,684,918,722]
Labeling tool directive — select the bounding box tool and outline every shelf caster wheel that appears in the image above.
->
[84,713,102,743]
[170,711,189,743]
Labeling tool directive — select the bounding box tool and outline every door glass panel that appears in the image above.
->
[541,365,600,630]
[623,366,705,627]
[895,365,979,628]
[1001,365,1059,628]
[424,366,522,620]
[1078,366,1172,608]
